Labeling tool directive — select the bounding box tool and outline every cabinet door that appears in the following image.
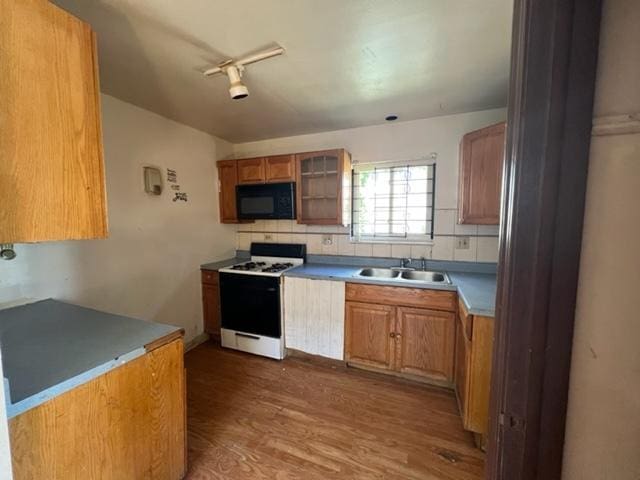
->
[396,307,456,383]
[455,312,471,427]
[237,158,266,184]
[265,155,296,183]
[202,283,220,338]
[295,149,351,225]
[0,0,107,243]
[345,301,395,370]
[217,160,239,223]
[458,122,506,224]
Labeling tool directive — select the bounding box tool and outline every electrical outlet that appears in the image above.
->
[264,234,273,241]
[456,236,470,250]
[322,234,333,246]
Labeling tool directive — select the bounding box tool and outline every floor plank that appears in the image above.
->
[185,342,484,479]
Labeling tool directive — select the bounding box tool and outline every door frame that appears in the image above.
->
[487,1,603,479]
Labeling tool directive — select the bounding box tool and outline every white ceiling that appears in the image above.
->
[52,0,513,143]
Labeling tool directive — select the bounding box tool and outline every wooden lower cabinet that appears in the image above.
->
[201,270,221,339]
[454,300,495,444]
[344,283,456,386]
[345,301,395,371]
[9,339,186,480]
[396,307,455,383]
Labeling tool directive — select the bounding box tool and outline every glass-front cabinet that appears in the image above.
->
[295,149,351,225]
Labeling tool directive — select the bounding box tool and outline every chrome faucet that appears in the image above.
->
[400,257,412,269]
[421,256,427,271]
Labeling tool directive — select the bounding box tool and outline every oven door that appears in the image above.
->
[236,182,295,220]
[219,273,281,338]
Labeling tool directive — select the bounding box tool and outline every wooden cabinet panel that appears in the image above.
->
[295,149,351,225]
[0,0,107,243]
[265,155,296,183]
[237,157,266,184]
[466,315,494,433]
[454,305,495,437]
[396,307,455,383]
[201,271,220,338]
[458,122,506,224]
[345,301,395,370]
[217,160,240,223]
[345,283,456,312]
[455,312,471,426]
[9,339,186,480]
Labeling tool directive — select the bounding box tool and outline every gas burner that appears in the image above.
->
[261,262,295,273]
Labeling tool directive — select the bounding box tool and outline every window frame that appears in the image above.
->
[350,161,436,245]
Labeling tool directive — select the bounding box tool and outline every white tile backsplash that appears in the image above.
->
[453,236,478,262]
[371,243,392,258]
[390,244,412,259]
[453,222,478,236]
[431,236,455,261]
[477,236,500,262]
[337,235,355,256]
[434,209,456,235]
[354,243,373,257]
[237,217,497,263]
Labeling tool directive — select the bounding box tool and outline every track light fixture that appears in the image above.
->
[203,45,285,100]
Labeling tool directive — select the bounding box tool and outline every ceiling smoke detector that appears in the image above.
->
[203,45,285,100]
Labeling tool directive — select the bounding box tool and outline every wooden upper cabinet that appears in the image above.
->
[217,160,240,223]
[395,307,455,383]
[458,122,506,225]
[237,157,266,184]
[345,301,395,371]
[295,149,351,225]
[0,0,107,243]
[265,155,296,183]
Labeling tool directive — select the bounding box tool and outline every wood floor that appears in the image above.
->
[185,342,484,480]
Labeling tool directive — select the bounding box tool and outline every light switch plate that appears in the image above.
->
[456,236,470,250]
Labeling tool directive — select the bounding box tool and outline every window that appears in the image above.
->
[351,162,435,242]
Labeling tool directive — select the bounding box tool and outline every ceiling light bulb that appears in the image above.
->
[225,65,249,100]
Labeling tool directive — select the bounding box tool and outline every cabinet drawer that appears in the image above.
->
[201,270,219,285]
[345,283,456,312]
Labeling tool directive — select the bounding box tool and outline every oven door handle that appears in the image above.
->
[235,332,260,340]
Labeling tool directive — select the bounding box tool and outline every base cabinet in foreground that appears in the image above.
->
[9,339,186,480]
[454,300,495,447]
[344,283,456,386]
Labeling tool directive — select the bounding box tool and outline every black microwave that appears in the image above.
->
[236,182,296,220]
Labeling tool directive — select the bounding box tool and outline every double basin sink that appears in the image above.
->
[355,268,451,285]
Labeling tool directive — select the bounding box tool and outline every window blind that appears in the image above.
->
[351,163,435,241]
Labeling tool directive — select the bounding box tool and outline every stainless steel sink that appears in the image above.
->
[400,270,450,283]
[355,267,450,285]
[358,268,400,279]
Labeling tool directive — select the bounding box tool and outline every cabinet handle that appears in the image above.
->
[389,332,396,338]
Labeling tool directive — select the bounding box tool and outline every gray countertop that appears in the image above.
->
[201,256,496,316]
[284,263,497,317]
[0,299,182,418]
[200,256,247,271]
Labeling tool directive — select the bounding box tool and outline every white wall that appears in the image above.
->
[562,0,640,479]
[233,109,506,262]
[0,95,237,342]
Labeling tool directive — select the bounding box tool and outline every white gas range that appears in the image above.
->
[218,243,306,359]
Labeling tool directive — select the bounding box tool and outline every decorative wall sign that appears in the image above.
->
[173,192,188,202]
[167,169,177,183]
[170,184,181,191]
